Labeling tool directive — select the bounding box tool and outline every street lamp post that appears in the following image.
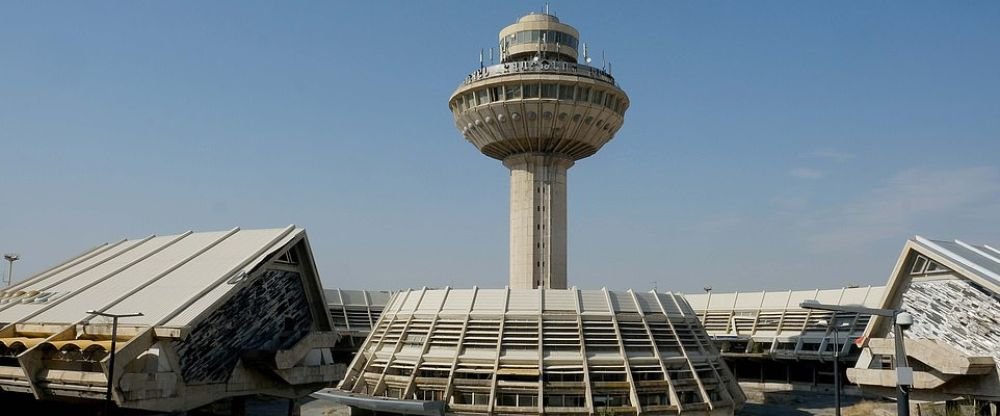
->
[3,253,19,287]
[800,300,913,416]
[87,310,143,416]
[893,312,914,416]
[702,286,712,322]
[816,319,850,416]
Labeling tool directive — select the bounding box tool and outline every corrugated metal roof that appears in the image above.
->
[0,226,303,329]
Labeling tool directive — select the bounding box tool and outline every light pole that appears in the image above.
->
[893,312,914,416]
[3,253,19,287]
[816,318,850,416]
[702,286,712,322]
[800,300,913,416]
[87,310,143,416]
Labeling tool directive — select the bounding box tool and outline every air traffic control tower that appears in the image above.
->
[449,12,629,290]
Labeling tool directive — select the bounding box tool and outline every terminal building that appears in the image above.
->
[326,10,746,416]
[0,226,342,413]
[327,236,1000,414]
[336,288,744,415]
[686,286,884,393]
[326,289,392,363]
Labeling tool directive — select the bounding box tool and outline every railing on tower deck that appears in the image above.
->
[461,61,618,87]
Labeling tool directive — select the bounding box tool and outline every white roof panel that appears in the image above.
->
[0,226,303,330]
[29,232,227,325]
[919,238,1000,290]
[129,228,297,326]
[0,239,150,323]
[441,289,474,312]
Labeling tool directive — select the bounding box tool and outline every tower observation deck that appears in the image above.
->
[448,12,630,290]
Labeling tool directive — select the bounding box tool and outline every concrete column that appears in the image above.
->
[503,153,574,289]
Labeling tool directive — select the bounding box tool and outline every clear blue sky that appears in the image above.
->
[2,1,998,293]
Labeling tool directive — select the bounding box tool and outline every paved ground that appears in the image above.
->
[737,391,896,416]
[244,390,918,416]
[300,397,348,416]
[2,389,898,416]
[299,393,884,416]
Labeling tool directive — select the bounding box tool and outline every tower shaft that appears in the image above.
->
[504,154,573,289]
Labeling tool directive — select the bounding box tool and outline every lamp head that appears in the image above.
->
[895,311,913,330]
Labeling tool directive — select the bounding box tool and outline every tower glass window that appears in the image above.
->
[559,85,575,100]
[524,83,539,98]
[506,30,578,50]
[591,90,604,105]
[541,84,558,99]
[505,85,521,100]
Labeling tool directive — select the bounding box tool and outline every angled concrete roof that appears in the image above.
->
[1,227,303,329]
[0,226,343,411]
[326,289,393,309]
[685,286,885,311]
[864,236,1000,340]
[686,286,885,360]
[850,235,1000,401]
[908,236,1000,292]
[326,289,393,339]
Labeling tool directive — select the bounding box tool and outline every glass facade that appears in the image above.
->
[452,83,627,116]
[502,30,579,50]
[540,84,558,99]
[504,84,521,100]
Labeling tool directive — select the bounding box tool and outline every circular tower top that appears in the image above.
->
[449,12,628,161]
[499,13,580,63]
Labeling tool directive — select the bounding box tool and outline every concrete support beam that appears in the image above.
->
[503,154,573,290]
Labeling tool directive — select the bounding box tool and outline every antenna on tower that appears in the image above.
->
[584,42,591,64]
[490,47,494,64]
[602,49,606,71]
[539,32,546,60]
[545,2,549,15]
[480,49,484,68]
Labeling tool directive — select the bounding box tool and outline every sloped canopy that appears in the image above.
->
[0,226,342,411]
[850,236,1000,401]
